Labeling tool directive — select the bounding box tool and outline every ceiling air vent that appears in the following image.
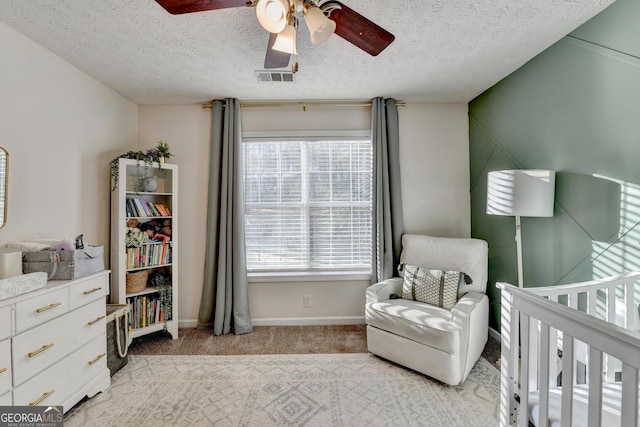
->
[255,70,296,83]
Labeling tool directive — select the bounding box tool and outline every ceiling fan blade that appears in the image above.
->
[264,32,291,69]
[155,0,248,15]
[321,1,395,56]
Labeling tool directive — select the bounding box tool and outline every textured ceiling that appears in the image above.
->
[0,0,616,105]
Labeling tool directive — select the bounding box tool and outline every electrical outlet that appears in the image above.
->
[303,295,312,307]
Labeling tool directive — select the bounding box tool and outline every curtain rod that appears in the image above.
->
[201,100,406,110]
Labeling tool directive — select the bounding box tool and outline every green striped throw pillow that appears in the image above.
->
[401,264,467,309]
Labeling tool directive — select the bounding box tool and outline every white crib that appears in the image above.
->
[498,272,640,427]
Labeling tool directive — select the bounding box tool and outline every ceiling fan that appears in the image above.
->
[154,0,395,72]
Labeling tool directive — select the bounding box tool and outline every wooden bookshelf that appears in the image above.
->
[110,158,178,339]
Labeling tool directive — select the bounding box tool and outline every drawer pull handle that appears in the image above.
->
[35,302,62,313]
[88,353,106,366]
[0,368,6,374]
[28,343,54,358]
[83,287,102,295]
[87,315,106,326]
[29,389,55,406]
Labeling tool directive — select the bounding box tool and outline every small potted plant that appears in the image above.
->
[155,140,173,164]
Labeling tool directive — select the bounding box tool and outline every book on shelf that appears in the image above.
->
[126,198,138,217]
[126,293,170,329]
[147,201,161,217]
[130,198,146,217]
[125,243,172,269]
[141,199,153,217]
[154,203,170,216]
[156,204,171,216]
[126,197,171,218]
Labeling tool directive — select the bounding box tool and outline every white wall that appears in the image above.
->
[0,22,138,264]
[139,101,470,327]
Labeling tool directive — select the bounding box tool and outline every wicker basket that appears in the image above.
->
[126,270,149,294]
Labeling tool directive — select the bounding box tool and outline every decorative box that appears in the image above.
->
[22,245,104,280]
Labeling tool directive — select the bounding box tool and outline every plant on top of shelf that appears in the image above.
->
[143,140,174,164]
[155,140,174,162]
[110,141,174,191]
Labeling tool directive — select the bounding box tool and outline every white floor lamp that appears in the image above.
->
[486,169,556,288]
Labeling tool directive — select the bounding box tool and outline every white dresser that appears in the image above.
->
[0,271,110,411]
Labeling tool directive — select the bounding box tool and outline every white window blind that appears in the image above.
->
[243,138,373,273]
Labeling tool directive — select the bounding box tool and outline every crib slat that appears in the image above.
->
[538,322,551,426]
[560,335,574,426]
[500,288,520,427]
[625,282,637,331]
[587,347,603,427]
[621,363,639,427]
[588,289,597,317]
[548,295,559,387]
[529,318,539,391]
[606,285,615,324]
[605,286,617,383]
[520,315,531,427]
[568,291,578,310]
[568,292,580,386]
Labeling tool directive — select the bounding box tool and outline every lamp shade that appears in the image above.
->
[304,4,336,45]
[256,0,289,34]
[486,169,556,217]
[272,23,297,54]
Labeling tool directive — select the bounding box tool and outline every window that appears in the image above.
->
[243,136,373,274]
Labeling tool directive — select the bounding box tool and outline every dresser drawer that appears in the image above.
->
[69,274,108,310]
[0,305,10,340]
[69,333,108,392]
[14,287,69,333]
[0,339,11,396]
[67,299,106,353]
[12,299,103,385]
[13,334,107,408]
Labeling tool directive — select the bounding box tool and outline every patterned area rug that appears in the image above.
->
[65,353,499,427]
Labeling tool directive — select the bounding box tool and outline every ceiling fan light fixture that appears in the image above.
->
[272,22,297,55]
[256,0,289,33]
[304,4,335,45]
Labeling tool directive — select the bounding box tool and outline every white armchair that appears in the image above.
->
[365,234,489,385]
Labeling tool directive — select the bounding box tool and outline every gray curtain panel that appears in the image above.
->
[371,97,404,283]
[197,98,252,335]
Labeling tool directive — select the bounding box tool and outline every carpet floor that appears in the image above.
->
[127,325,502,370]
[64,353,500,427]
[128,325,371,356]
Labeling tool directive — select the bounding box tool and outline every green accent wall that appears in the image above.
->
[469,0,640,330]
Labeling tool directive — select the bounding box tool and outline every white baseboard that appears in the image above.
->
[252,316,366,326]
[488,326,500,342]
[182,319,497,333]
[178,317,366,328]
[179,320,198,328]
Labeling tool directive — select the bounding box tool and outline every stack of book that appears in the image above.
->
[127,294,170,329]
[126,198,171,218]
[125,243,171,269]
